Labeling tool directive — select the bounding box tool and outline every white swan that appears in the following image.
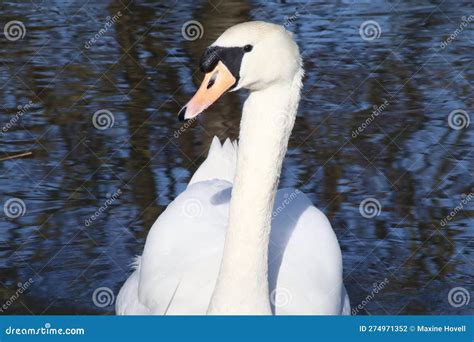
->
[116,21,350,315]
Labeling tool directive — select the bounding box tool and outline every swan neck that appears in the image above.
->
[208,69,303,314]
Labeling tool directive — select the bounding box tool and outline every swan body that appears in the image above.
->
[116,21,350,315]
[117,138,349,315]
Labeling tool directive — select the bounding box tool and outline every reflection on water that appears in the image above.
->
[0,0,472,315]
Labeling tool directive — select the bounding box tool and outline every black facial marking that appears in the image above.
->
[199,46,220,73]
[199,46,247,89]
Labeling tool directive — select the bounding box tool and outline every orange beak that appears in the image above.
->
[178,61,236,121]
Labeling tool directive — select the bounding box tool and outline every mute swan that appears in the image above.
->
[116,21,350,315]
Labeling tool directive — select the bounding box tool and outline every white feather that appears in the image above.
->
[188,137,238,186]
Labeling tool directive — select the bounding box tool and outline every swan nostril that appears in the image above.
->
[207,71,218,89]
[207,79,215,89]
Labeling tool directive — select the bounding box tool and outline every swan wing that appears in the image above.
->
[269,188,350,315]
[116,180,231,315]
[115,257,151,315]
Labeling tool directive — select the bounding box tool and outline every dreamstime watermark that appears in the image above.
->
[270,287,292,308]
[181,20,204,41]
[352,278,389,315]
[0,100,34,137]
[271,111,289,130]
[3,198,26,219]
[359,197,382,218]
[5,323,85,336]
[284,9,300,27]
[447,109,470,130]
[92,286,115,308]
[182,198,203,218]
[3,20,26,41]
[0,278,34,313]
[351,99,390,138]
[440,15,474,49]
[92,109,115,130]
[84,188,122,227]
[173,117,197,138]
[84,11,122,49]
[272,189,300,219]
[448,286,470,308]
[440,192,473,227]
[359,20,382,41]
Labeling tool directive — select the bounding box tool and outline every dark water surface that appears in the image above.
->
[0,0,472,315]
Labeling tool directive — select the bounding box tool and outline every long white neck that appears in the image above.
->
[208,68,303,314]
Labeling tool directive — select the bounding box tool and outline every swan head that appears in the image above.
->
[178,21,302,121]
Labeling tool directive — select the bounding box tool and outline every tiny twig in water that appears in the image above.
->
[0,151,32,161]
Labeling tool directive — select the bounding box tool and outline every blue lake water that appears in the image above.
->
[0,0,472,315]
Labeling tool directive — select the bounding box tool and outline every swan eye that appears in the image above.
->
[243,44,253,53]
